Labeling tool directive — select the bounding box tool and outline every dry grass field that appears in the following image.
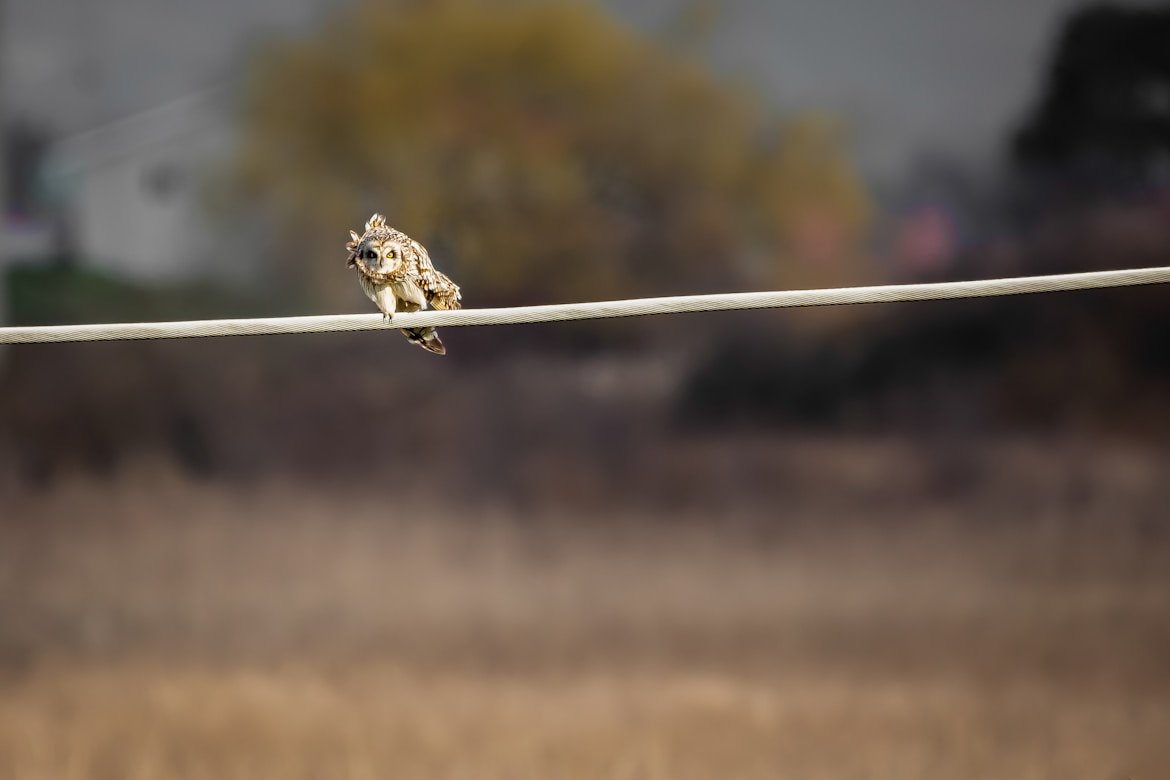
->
[1,438,1169,779]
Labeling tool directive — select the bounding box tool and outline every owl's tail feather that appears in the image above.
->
[403,327,446,355]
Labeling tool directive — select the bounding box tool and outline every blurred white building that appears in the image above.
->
[45,89,240,282]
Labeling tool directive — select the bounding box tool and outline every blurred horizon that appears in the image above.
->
[7,0,1160,178]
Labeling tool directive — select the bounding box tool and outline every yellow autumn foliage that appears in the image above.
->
[229,0,871,306]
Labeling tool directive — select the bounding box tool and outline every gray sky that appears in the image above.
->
[2,0,1142,180]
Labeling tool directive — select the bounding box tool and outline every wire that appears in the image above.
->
[2,265,1168,344]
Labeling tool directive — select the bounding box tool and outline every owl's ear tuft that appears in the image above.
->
[366,213,387,231]
[350,230,361,243]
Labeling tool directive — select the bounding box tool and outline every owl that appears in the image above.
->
[345,214,462,355]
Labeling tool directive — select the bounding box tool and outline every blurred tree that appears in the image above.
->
[228,0,868,309]
[753,115,874,334]
[662,0,720,52]
[1012,3,1170,198]
[764,115,870,261]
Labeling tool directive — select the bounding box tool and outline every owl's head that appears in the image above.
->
[345,213,406,277]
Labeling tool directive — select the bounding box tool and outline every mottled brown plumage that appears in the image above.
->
[346,214,462,354]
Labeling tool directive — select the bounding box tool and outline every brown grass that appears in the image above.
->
[3,663,1169,780]
[1,439,1169,778]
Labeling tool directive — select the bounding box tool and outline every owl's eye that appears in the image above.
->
[387,250,396,259]
[365,249,377,259]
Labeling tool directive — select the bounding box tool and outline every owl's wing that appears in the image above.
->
[409,240,462,311]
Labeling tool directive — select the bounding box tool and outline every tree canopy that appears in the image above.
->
[229,0,870,306]
[1012,3,1170,196]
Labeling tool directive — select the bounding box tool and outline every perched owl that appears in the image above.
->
[345,214,462,355]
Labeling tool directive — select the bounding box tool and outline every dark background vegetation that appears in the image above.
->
[1,1,1169,778]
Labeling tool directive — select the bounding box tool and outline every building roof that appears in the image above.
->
[51,88,233,177]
